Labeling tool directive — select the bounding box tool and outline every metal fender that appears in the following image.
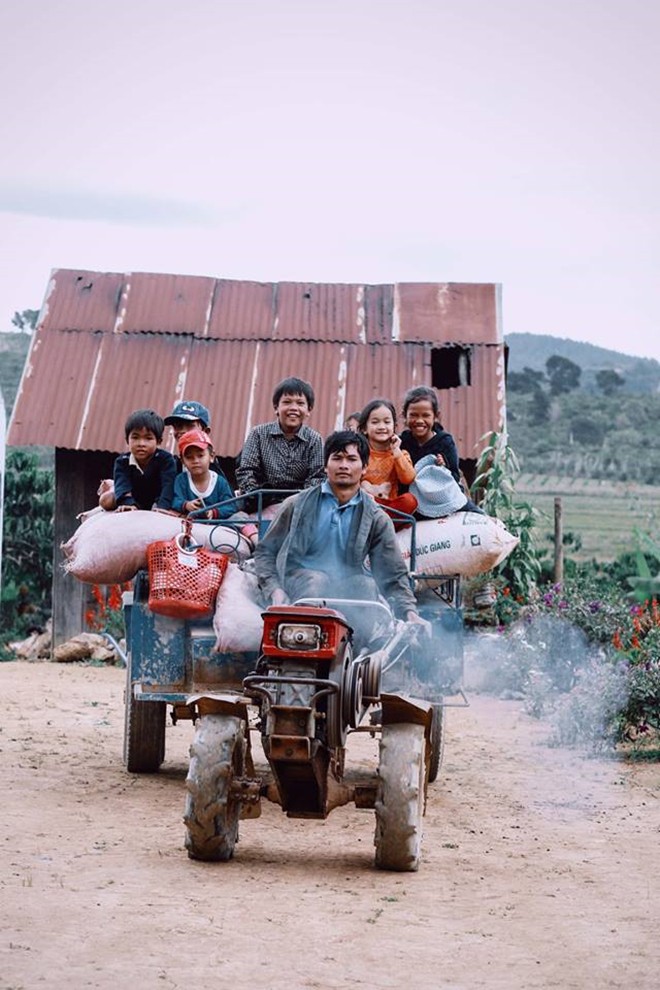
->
[380,692,434,744]
[380,693,435,798]
[185,693,252,720]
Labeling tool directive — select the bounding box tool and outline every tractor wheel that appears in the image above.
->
[374,722,425,872]
[184,714,246,862]
[428,702,445,784]
[123,656,166,773]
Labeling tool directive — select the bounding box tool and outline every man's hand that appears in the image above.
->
[405,611,432,637]
[271,588,289,606]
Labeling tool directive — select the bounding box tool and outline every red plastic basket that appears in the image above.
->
[146,533,229,619]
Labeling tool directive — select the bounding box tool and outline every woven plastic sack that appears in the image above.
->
[396,511,519,578]
[62,510,251,585]
[147,533,229,619]
[213,563,265,653]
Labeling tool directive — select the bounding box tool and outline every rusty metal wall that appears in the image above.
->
[9,269,505,463]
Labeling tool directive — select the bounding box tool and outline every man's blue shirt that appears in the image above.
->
[293,480,361,574]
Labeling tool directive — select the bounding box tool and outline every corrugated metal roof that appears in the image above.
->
[9,269,505,459]
[117,272,216,335]
[396,282,499,344]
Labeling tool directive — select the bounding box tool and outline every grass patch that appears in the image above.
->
[517,474,660,562]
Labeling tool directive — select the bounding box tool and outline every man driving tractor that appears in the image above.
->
[253,430,428,635]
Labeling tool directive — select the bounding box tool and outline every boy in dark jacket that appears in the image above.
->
[100,409,176,511]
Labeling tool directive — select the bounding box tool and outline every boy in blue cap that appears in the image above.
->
[164,399,229,478]
[164,400,212,445]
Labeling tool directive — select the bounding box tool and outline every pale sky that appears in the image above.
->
[1,0,658,359]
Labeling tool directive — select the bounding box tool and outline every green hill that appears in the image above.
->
[503,334,660,559]
[505,332,660,393]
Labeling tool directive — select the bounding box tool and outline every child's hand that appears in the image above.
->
[98,479,116,511]
[185,498,204,513]
[390,434,402,458]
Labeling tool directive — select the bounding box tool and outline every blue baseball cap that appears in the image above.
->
[164,400,211,428]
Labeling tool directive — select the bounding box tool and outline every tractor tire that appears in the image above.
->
[374,722,425,872]
[428,702,445,784]
[184,714,246,862]
[123,657,166,773]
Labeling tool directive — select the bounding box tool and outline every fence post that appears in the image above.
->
[554,496,563,584]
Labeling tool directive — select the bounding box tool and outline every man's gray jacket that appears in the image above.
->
[253,486,418,619]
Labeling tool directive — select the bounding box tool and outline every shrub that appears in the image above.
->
[535,566,660,743]
[472,431,543,601]
[1,449,53,656]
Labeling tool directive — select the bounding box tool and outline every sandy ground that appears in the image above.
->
[1,658,659,990]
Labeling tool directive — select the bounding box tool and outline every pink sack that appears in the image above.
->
[213,563,265,654]
[62,510,251,585]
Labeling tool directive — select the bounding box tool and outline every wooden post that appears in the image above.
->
[554,496,563,585]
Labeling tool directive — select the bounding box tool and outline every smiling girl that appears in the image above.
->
[399,386,485,515]
[357,398,418,521]
[399,386,461,482]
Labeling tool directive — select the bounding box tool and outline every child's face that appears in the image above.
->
[169,418,206,442]
[128,427,159,467]
[275,392,310,433]
[365,405,395,449]
[405,399,436,443]
[182,444,212,480]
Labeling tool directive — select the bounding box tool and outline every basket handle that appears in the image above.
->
[178,519,202,553]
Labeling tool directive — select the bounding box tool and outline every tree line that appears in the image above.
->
[506,355,660,484]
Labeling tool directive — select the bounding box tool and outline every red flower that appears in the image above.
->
[107,585,123,610]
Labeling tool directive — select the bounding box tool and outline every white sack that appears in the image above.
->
[62,510,252,585]
[395,512,519,578]
[213,563,265,654]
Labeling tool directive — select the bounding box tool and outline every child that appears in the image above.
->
[399,386,484,514]
[172,429,235,518]
[399,385,460,480]
[100,409,176,512]
[358,398,418,521]
[236,376,324,507]
[164,399,212,445]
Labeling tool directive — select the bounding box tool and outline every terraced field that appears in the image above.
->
[517,474,660,562]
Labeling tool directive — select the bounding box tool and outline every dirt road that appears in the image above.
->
[1,659,659,990]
